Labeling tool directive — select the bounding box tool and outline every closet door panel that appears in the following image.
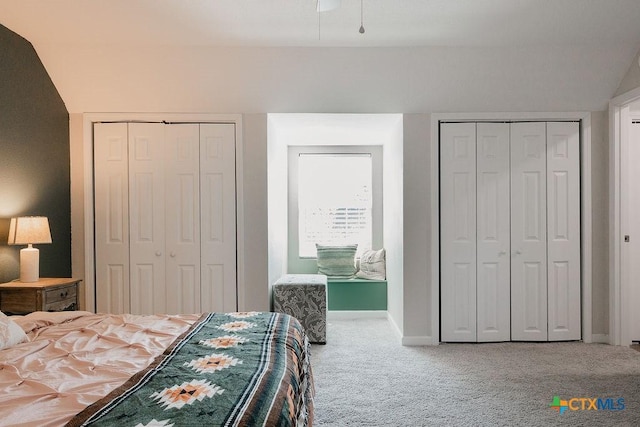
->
[94,123,130,314]
[440,123,477,342]
[129,123,166,315]
[200,123,237,312]
[631,123,640,342]
[547,122,581,340]
[476,123,511,342]
[165,124,201,314]
[511,122,548,341]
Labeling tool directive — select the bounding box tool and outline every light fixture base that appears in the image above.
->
[19,244,40,283]
[317,0,341,12]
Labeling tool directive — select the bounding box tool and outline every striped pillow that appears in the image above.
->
[316,244,358,278]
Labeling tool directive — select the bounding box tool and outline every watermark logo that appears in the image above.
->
[549,396,569,414]
[549,396,625,414]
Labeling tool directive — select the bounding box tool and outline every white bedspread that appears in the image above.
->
[0,311,200,427]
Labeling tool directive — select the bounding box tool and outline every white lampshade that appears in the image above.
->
[7,217,52,282]
[8,217,52,245]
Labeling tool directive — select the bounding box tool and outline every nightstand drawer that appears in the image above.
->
[45,286,77,304]
[44,298,77,312]
[0,290,35,314]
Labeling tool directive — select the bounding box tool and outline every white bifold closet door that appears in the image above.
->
[441,121,580,342]
[94,123,130,314]
[510,122,548,340]
[199,124,238,313]
[545,122,581,341]
[127,123,169,315]
[476,123,511,342]
[440,123,511,342]
[94,122,237,315]
[440,122,478,342]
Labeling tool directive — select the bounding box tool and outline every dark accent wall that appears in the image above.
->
[0,24,71,283]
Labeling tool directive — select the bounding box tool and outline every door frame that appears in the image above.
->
[81,113,244,313]
[430,112,593,345]
[609,86,640,345]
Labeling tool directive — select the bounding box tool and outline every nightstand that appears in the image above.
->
[0,278,82,315]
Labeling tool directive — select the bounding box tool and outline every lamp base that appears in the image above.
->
[19,245,40,283]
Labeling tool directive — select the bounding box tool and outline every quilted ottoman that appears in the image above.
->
[273,274,327,344]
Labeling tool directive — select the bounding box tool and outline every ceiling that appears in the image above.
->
[1,0,640,48]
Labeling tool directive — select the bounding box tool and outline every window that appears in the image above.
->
[297,153,372,257]
[288,145,382,272]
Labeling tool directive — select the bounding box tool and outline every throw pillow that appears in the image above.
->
[316,244,358,278]
[0,310,28,350]
[356,248,386,280]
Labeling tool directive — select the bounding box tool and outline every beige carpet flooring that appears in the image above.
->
[311,318,640,426]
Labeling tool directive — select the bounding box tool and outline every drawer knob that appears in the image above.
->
[60,291,68,298]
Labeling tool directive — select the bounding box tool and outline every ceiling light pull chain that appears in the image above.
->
[359,0,365,34]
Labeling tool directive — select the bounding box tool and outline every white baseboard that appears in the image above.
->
[328,313,611,345]
[591,334,610,344]
[327,310,388,320]
[386,312,403,343]
[402,335,435,346]
[327,311,435,346]
[384,312,436,346]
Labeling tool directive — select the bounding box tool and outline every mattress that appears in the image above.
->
[0,310,313,427]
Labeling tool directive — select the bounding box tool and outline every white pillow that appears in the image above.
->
[356,248,386,280]
[0,311,29,350]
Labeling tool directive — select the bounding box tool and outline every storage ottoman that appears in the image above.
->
[273,274,327,344]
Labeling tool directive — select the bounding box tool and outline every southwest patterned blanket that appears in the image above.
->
[66,312,314,427]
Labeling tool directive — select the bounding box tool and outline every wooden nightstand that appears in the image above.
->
[0,278,82,315]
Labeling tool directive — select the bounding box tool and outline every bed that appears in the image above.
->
[0,310,314,427]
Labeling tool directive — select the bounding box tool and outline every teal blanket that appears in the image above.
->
[67,312,313,427]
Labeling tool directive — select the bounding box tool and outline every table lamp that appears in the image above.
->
[7,216,52,282]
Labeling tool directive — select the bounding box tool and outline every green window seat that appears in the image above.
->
[326,278,387,311]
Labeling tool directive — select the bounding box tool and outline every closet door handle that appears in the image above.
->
[513,249,522,256]
[170,252,176,258]
[498,251,507,257]
[155,251,162,257]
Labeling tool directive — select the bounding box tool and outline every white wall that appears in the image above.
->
[70,113,270,313]
[38,45,635,115]
[62,43,625,340]
[615,51,640,97]
[69,109,611,341]
[266,115,289,301]
[402,115,431,342]
[590,111,609,336]
[241,115,270,311]
[382,118,404,337]
[266,114,405,332]
[70,113,85,309]
[69,112,611,341]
